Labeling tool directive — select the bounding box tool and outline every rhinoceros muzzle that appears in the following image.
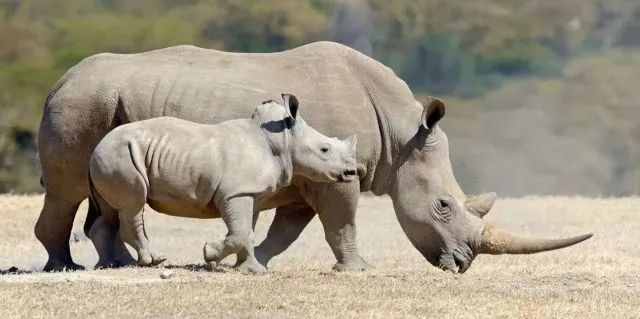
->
[337,169,358,182]
[436,245,474,274]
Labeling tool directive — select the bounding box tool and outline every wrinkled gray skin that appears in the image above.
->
[88,95,357,273]
[36,41,592,273]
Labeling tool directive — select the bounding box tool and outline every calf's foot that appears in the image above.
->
[235,258,267,274]
[203,241,226,263]
[137,251,167,267]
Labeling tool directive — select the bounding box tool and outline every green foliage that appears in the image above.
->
[0,0,639,192]
[202,0,331,52]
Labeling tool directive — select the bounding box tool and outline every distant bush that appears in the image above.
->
[1,0,639,192]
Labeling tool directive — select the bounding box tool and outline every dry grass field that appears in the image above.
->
[1,194,639,318]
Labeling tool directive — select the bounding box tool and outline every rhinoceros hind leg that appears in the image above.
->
[111,239,136,267]
[89,216,118,269]
[88,196,137,268]
[36,194,85,272]
[90,218,139,268]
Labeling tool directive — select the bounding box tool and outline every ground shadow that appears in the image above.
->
[163,262,240,273]
[163,263,210,272]
[0,267,33,275]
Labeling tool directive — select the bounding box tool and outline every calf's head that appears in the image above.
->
[390,97,592,273]
[254,94,358,184]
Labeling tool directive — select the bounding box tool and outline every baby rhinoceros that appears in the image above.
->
[88,94,358,274]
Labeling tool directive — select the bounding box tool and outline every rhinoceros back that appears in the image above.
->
[39,41,416,198]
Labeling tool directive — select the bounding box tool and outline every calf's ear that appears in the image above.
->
[420,96,446,131]
[281,93,299,121]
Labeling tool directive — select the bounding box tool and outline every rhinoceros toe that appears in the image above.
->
[235,259,267,275]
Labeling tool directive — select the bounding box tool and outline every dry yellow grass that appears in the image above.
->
[1,194,639,318]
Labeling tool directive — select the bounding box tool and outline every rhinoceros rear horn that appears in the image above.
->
[420,96,446,130]
[281,93,299,120]
[465,192,497,218]
[479,224,593,255]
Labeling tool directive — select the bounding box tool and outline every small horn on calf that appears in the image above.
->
[479,224,593,255]
[345,135,358,153]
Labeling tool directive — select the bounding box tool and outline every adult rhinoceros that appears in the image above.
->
[36,41,591,272]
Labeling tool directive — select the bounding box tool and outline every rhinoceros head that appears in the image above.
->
[255,94,358,184]
[282,93,358,183]
[390,97,592,273]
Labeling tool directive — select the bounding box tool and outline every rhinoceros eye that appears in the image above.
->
[432,198,453,223]
[320,146,329,153]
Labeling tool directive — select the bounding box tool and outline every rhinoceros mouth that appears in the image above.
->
[337,169,358,182]
[453,253,470,273]
[435,247,474,274]
[436,254,467,273]
[437,254,458,273]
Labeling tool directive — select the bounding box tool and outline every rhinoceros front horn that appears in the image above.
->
[479,224,593,255]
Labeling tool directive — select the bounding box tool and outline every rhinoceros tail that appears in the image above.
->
[84,173,102,237]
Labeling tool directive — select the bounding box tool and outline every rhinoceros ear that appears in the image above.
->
[420,96,446,130]
[281,93,299,121]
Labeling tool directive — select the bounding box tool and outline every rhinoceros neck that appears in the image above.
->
[253,117,294,188]
[346,50,424,195]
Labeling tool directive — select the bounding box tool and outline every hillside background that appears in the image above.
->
[1,0,638,196]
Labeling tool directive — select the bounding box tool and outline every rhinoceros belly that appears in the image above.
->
[147,197,220,219]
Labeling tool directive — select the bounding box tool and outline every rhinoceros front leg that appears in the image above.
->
[304,181,370,272]
[203,196,266,274]
[253,203,316,268]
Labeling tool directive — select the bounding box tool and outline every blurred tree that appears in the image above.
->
[201,0,330,52]
[0,0,639,192]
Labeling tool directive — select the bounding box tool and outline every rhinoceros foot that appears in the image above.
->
[95,260,122,269]
[332,256,371,272]
[94,242,137,269]
[43,260,85,272]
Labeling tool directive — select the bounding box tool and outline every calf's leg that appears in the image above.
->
[118,207,166,267]
[204,197,265,274]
